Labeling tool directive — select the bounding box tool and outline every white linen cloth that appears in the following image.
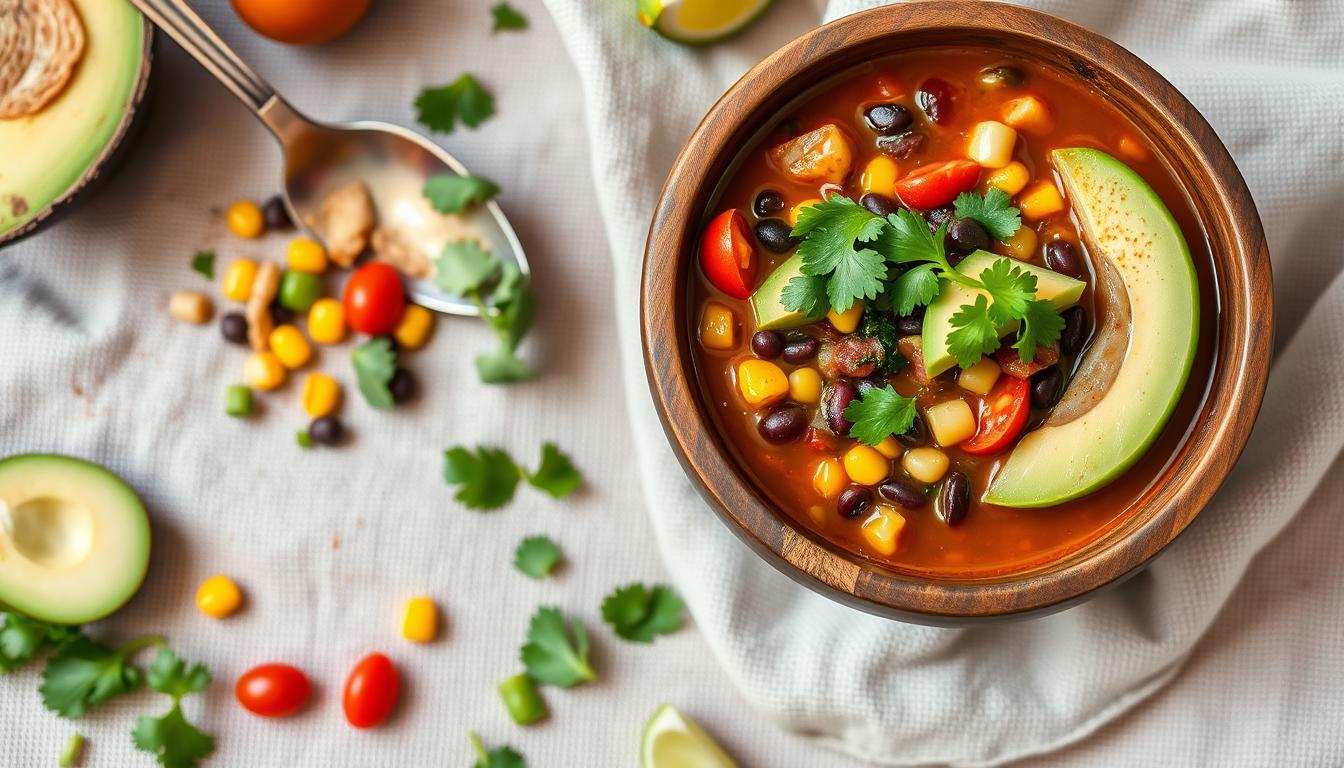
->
[1,1,1343,767]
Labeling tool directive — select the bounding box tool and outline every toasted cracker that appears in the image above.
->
[371,226,430,278]
[0,0,85,120]
[305,181,375,267]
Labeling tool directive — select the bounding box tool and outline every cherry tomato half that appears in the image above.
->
[230,0,370,45]
[343,652,399,729]
[235,664,311,718]
[961,375,1030,455]
[699,209,757,300]
[893,160,980,210]
[343,262,406,336]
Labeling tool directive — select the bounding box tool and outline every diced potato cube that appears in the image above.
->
[1001,95,1054,135]
[699,302,738,350]
[771,124,854,185]
[958,358,1001,396]
[925,400,977,446]
[966,121,1017,169]
[1018,180,1066,220]
[902,447,949,484]
[860,504,907,555]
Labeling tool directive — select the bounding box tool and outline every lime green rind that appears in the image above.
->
[644,0,775,46]
[641,703,738,768]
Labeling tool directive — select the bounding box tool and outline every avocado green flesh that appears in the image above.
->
[0,454,151,624]
[921,251,1086,377]
[750,252,825,331]
[986,148,1199,508]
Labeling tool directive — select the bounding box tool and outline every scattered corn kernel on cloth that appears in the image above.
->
[543,0,1344,765]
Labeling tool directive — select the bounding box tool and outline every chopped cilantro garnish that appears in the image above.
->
[189,251,214,279]
[841,385,918,446]
[423,174,500,214]
[526,443,581,498]
[434,241,500,296]
[953,188,1022,240]
[433,242,537,384]
[786,195,888,313]
[352,337,397,409]
[415,74,495,134]
[976,257,1037,324]
[40,635,160,719]
[600,584,684,644]
[470,732,527,768]
[514,536,562,579]
[1013,299,1066,362]
[490,2,528,32]
[887,263,940,317]
[0,613,77,672]
[443,443,582,510]
[857,307,905,375]
[520,606,595,687]
[946,295,1002,369]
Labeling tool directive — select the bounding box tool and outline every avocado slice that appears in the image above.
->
[0,1,147,240]
[749,252,826,330]
[986,149,1199,508]
[921,251,1086,377]
[0,454,151,624]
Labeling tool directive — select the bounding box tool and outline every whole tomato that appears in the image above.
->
[235,664,311,718]
[343,652,399,729]
[343,262,406,336]
[230,0,370,45]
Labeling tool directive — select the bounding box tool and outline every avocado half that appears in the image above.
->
[985,148,1199,508]
[0,2,154,246]
[0,454,151,624]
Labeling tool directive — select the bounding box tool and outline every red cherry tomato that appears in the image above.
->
[961,376,1031,455]
[343,263,406,335]
[235,664,311,718]
[893,160,981,210]
[699,209,757,300]
[342,652,399,729]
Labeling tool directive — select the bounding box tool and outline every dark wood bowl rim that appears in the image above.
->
[640,1,1273,623]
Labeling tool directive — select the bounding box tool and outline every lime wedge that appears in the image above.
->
[637,0,775,46]
[641,704,738,768]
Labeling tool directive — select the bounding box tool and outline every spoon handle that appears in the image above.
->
[128,0,274,112]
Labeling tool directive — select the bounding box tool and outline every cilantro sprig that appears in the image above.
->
[189,251,214,280]
[424,174,500,214]
[432,240,537,384]
[470,732,527,768]
[600,584,684,644]
[442,442,581,510]
[514,536,563,579]
[415,74,495,134]
[953,188,1021,240]
[352,337,397,409]
[132,648,214,768]
[842,385,917,446]
[520,606,596,687]
[490,2,528,32]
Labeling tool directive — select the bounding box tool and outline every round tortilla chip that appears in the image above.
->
[0,0,85,120]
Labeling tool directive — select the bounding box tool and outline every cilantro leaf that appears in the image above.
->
[0,613,73,672]
[41,636,152,719]
[144,648,210,699]
[525,443,581,498]
[352,337,397,409]
[470,732,526,768]
[189,251,214,280]
[826,247,887,313]
[889,264,941,316]
[423,174,500,214]
[875,210,951,267]
[415,74,495,134]
[780,273,828,316]
[946,295,1001,369]
[977,257,1036,325]
[953,188,1021,240]
[443,446,522,510]
[600,584,684,644]
[1014,299,1066,362]
[133,703,215,768]
[490,2,528,32]
[476,346,537,384]
[514,536,562,579]
[520,606,595,687]
[791,195,889,313]
[434,241,501,297]
[841,385,918,446]
[475,263,537,384]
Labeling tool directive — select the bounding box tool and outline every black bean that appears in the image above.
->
[751,330,783,359]
[879,479,927,509]
[860,193,898,217]
[837,487,872,519]
[938,471,970,526]
[309,416,344,446]
[389,368,417,404]
[219,312,248,344]
[978,65,1024,88]
[877,131,925,159]
[863,103,913,135]
[754,218,796,254]
[896,413,927,447]
[269,303,294,325]
[759,404,808,444]
[262,195,292,230]
[754,189,785,217]
[948,218,990,254]
[1044,240,1084,278]
[896,314,923,336]
[822,381,859,436]
[856,378,882,397]
[1060,306,1089,356]
[782,334,820,364]
[1030,366,1064,409]
[917,77,955,124]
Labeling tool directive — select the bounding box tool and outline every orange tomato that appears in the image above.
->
[230,0,370,45]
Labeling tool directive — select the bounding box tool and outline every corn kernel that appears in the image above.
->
[983,161,1030,196]
[307,298,347,345]
[169,291,213,324]
[244,351,286,390]
[826,301,864,334]
[268,325,313,369]
[902,447,949,484]
[301,373,342,418]
[958,358,1001,396]
[1118,133,1150,162]
[860,504,907,556]
[843,444,889,486]
[788,367,823,404]
[394,304,435,351]
[1001,95,1054,135]
[195,575,243,619]
[874,436,903,460]
[860,156,898,197]
[287,238,329,273]
[788,198,822,227]
[966,121,1017,168]
[812,458,848,498]
[925,399,977,446]
[222,258,259,302]
[698,302,738,351]
[402,596,439,643]
[1018,180,1066,220]
[226,200,264,239]
[736,359,789,407]
[994,225,1038,260]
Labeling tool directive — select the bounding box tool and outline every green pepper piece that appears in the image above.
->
[497,673,546,725]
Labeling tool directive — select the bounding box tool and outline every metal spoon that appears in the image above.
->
[129,0,527,316]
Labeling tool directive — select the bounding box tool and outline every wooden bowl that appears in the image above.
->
[641,1,1272,623]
